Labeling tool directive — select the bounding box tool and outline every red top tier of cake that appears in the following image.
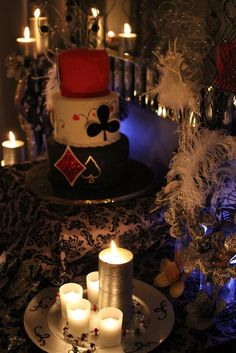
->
[58,49,110,98]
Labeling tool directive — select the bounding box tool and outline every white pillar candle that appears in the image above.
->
[59,283,83,318]
[16,26,36,58]
[86,271,99,305]
[30,8,48,55]
[67,298,91,337]
[2,131,25,166]
[98,307,123,348]
[118,23,137,56]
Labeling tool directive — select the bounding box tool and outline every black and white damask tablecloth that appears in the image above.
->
[0,162,235,353]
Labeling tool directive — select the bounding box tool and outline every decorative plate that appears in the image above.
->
[25,160,154,205]
[24,279,174,353]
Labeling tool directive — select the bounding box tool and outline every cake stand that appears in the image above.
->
[25,159,154,204]
[24,279,174,353]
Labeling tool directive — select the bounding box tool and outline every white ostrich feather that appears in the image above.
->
[45,63,60,111]
[163,124,236,220]
[148,40,199,118]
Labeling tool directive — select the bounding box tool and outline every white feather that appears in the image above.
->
[161,124,236,221]
[45,64,59,111]
[148,42,200,118]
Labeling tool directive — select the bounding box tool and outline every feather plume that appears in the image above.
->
[44,64,59,111]
[158,124,236,234]
[148,40,200,118]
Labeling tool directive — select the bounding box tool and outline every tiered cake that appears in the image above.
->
[47,49,129,191]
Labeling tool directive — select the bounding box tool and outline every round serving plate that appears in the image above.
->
[24,279,174,353]
[25,159,154,205]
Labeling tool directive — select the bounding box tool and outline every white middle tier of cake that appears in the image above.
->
[51,91,120,147]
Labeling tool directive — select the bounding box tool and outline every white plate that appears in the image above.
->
[24,279,174,353]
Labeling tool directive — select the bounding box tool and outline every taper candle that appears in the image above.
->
[98,241,133,324]
[30,8,48,55]
[2,131,25,166]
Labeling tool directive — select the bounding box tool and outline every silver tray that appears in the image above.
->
[24,279,174,353]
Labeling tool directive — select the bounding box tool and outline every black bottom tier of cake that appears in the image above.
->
[47,133,129,191]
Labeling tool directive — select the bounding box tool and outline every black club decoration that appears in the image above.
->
[87,104,120,141]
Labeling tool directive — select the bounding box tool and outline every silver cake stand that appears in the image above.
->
[24,279,174,353]
[25,159,154,205]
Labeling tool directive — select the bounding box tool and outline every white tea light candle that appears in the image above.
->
[86,271,99,304]
[59,283,83,318]
[99,241,133,323]
[98,307,123,348]
[16,26,36,58]
[67,298,91,337]
[2,131,25,166]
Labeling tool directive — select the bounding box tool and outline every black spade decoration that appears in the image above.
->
[87,104,120,141]
[81,156,101,183]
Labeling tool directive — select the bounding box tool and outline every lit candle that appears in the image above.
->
[16,26,36,58]
[99,241,133,324]
[30,8,48,55]
[59,283,83,318]
[2,131,25,166]
[98,307,123,348]
[106,30,119,50]
[118,23,137,56]
[86,271,99,305]
[67,298,91,337]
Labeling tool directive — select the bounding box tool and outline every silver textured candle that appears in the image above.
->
[98,242,133,324]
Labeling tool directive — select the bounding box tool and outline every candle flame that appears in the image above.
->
[24,26,30,40]
[162,107,167,117]
[111,240,118,255]
[9,131,16,143]
[124,23,131,35]
[91,7,99,18]
[107,30,115,38]
[34,8,41,19]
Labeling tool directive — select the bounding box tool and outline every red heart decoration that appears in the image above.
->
[73,114,80,120]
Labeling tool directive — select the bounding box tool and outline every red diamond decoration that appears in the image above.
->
[54,146,86,186]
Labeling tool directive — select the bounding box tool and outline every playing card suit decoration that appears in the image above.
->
[87,104,120,141]
[81,155,101,183]
[54,146,86,186]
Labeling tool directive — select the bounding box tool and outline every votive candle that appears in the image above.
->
[2,131,25,166]
[86,271,99,305]
[16,26,36,58]
[59,283,83,318]
[118,23,137,56]
[67,298,91,337]
[98,307,123,348]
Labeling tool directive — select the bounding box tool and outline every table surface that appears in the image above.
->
[0,162,235,353]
